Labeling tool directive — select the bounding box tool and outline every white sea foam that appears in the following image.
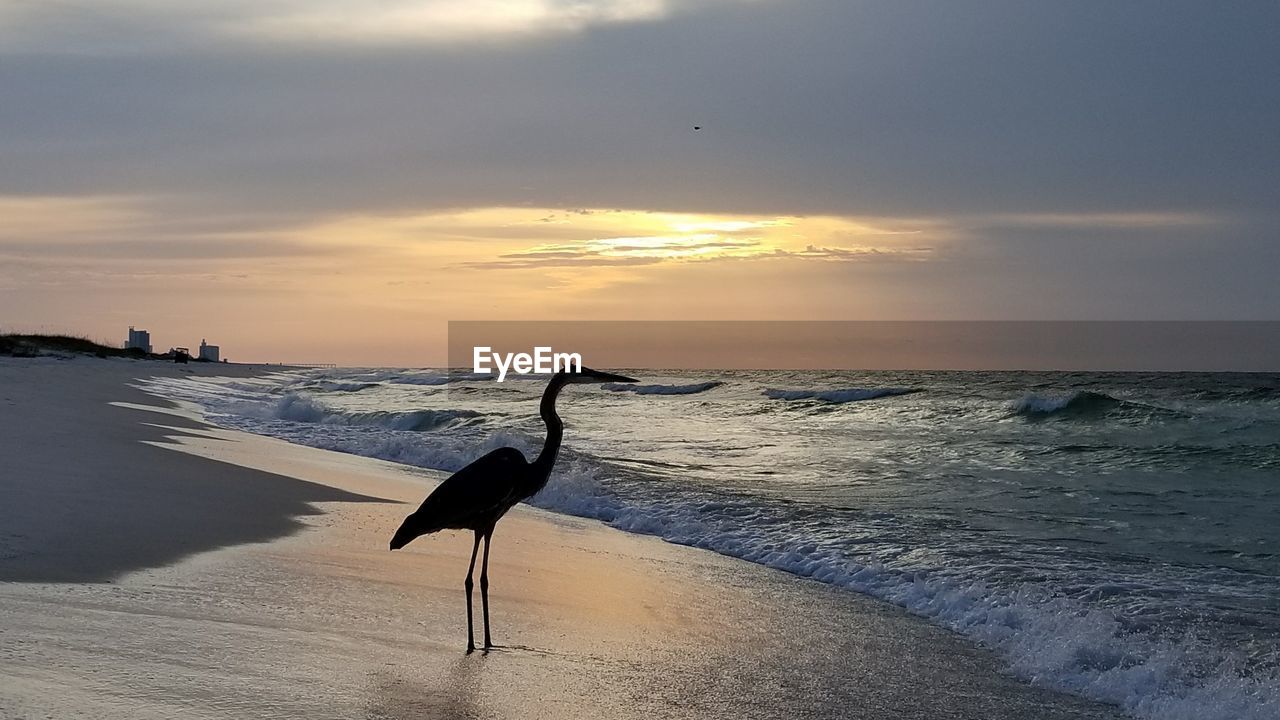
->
[1005,390,1171,420]
[1011,392,1078,414]
[237,392,484,431]
[1009,390,1116,415]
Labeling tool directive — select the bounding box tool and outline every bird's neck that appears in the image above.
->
[530,374,566,484]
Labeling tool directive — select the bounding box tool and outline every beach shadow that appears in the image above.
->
[365,657,491,720]
[478,643,557,658]
[0,397,391,583]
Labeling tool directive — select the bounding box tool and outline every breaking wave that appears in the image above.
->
[258,393,484,431]
[306,381,379,393]
[602,381,723,395]
[385,373,451,386]
[1005,390,1184,421]
[763,387,918,403]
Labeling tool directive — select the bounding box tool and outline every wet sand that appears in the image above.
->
[0,357,1123,719]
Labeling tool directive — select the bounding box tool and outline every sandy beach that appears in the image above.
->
[0,357,1123,719]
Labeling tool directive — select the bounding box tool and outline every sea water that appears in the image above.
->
[141,369,1280,720]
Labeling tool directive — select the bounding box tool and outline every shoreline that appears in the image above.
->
[0,357,372,583]
[0,357,1122,719]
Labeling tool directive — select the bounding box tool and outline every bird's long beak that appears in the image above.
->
[579,367,639,383]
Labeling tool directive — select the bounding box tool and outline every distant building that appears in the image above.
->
[198,339,220,363]
[125,327,152,353]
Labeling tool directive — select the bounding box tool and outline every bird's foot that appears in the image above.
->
[466,642,476,655]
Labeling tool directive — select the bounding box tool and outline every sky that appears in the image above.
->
[1,0,1278,366]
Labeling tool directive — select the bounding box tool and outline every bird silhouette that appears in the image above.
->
[389,366,639,653]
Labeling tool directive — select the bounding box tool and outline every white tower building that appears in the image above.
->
[199,339,220,362]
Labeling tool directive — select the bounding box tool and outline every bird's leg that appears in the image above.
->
[464,531,481,654]
[480,529,493,651]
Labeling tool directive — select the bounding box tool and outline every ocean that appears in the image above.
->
[141,368,1280,720]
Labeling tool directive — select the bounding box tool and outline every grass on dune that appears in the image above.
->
[0,333,149,359]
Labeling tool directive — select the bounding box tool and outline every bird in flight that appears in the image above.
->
[389,366,639,653]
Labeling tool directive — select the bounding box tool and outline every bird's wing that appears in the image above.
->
[411,447,529,531]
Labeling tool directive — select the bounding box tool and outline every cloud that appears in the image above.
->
[0,237,336,261]
[0,0,719,53]
[0,195,149,239]
[1,0,1278,344]
[458,210,939,269]
[235,0,672,44]
[467,254,666,269]
[971,212,1222,230]
[3,1,1276,222]
[770,245,934,262]
[0,195,340,261]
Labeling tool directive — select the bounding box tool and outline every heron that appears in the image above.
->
[389,366,639,653]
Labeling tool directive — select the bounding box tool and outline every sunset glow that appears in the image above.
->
[1,1,1275,365]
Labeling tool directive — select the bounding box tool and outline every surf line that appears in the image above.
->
[473,346,583,382]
